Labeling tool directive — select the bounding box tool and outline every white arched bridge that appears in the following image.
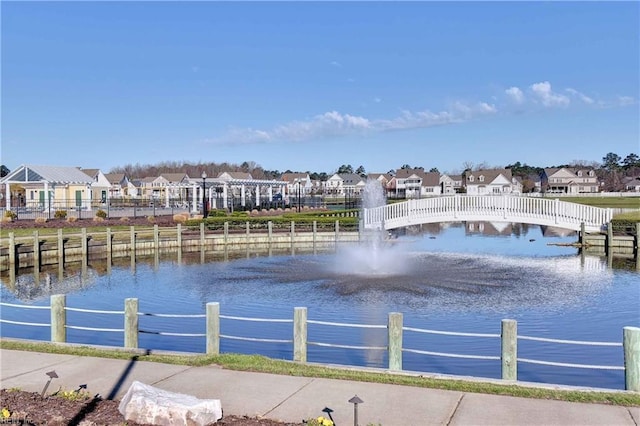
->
[362,196,613,232]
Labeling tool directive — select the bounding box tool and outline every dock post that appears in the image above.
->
[33,230,40,271]
[130,226,136,256]
[57,229,64,266]
[607,222,613,267]
[106,228,112,261]
[154,224,159,251]
[268,221,272,244]
[224,222,229,245]
[313,220,317,249]
[8,232,15,266]
[291,220,295,246]
[200,222,205,248]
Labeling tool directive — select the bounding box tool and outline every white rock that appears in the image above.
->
[118,381,222,426]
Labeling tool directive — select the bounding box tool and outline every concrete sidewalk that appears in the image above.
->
[1,349,638,426]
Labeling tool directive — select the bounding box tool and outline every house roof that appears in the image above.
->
[104,173,127,184]
[219,171,253,180]
[339,173,365,185]
[160,173,189,183]
[465,169,513,184]
[1,164,94,185]
[281,173,308,182]
[80,168,100,179]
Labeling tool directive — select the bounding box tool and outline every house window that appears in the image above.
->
[577,171,582,177]
[479,175,484,182]
[589,170,594,176]
[469,176,474,182]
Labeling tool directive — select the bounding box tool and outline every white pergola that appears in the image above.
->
[185,177,286,213]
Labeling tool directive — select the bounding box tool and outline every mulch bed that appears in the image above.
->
[0,389,301,425]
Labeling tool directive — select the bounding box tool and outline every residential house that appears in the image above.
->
[540,168,599,194]
[160,173,191,202]
[463,169,515,195]
[280,172,312,196]
[325,174,344,195]
[389,168,424,199]
[622,176,640,192]
[1,164,94,211]
[339,173,366,196]
[79,168,111,204]
[419,172,442,196]
[439,174,462,194]
[104,173,130,198]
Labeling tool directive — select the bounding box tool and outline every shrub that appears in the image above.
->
[173,213,188,223]
[147,215,155,223]
[54,210,67,219]
[3,210,17,221]
[66,216,77,223]
[119,216,130,222]
[35,217,47,224]
[208,209,227,217]
[95,209,107,219]
[93,216,105,223]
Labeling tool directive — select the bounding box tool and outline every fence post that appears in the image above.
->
[206,302,220,355]
[388,312,403,371]
[51,294,66,343]
[624,326,640,392]
[154,224,159,251]
[501,319,517,381]
[57,229,64,266]
[33,231,40,271]
[200,222,205,247]
[8,232,15,266]
[293,307,307,362]
[124,298,139,348]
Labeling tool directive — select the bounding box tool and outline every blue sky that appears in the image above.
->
[2,2,638,175]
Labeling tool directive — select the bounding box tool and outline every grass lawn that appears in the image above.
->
[558,196,640,209]
[1,340,639,407]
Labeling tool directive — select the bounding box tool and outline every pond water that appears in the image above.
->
[1,222,638,390]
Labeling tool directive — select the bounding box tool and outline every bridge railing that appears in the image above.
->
[1,296,638,391]
[363,196,612,231]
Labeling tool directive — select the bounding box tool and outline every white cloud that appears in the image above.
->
[566,88,594,105]
[616,96,635,107]
[505,87,525,104]
[530,81,570,107]
[206,80,633,146]
[330,61,342,68]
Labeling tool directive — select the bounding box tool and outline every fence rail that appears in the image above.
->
[1,297,638,392]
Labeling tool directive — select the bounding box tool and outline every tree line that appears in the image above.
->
[1,151,638,192]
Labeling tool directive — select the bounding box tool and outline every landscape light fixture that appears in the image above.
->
[348,395,364,426]
[41,370,59,396]
[201,171,208,218]
[321,407,335,425]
